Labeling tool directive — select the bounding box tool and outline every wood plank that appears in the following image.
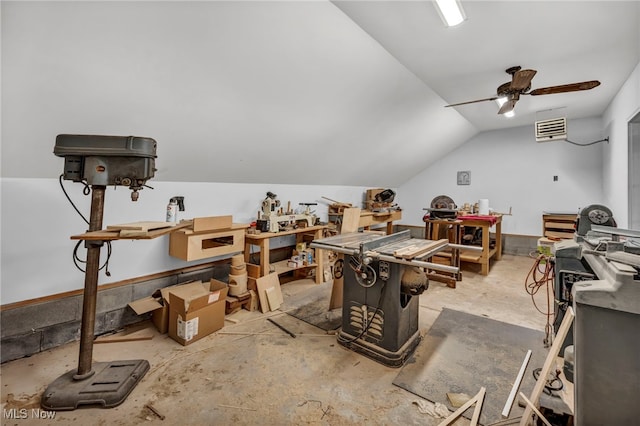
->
[519,393,552,426]
[94,325,154,343]
[341,207,362,233]
[544,230,574,239]
[438,387,486,426]
[470,387,486,426]
[502,350,532,418]
[256,273,282,313]
[544,221,575,230]
[519,308,574,426]
[107,221,175,232]
[395,239,448,259]
[193,215,233,232]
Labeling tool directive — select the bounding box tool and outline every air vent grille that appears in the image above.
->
[536,117,567,142]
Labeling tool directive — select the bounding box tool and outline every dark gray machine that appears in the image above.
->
[43,135,157,411]
[554,223,640,424]
[311,231,468,367]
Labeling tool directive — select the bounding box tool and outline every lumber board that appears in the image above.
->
[341,207,361,233]
[502,349,532,418]
[394,239,448,259]
[470,387,486,426]
[256,273,282,313]
[519,308,574,426]
[94,326,154,343]
[438,387,486,426]
[107,221,175,232]
[193,215,233,232]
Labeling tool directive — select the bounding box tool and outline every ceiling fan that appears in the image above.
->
[444,66,601,115]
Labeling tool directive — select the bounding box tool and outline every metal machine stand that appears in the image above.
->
[311,231,475,368]
[41,186,149,410]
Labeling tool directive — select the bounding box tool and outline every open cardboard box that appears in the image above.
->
[129,279,228,341]
[129,285,178,334]
[168,279,228,346]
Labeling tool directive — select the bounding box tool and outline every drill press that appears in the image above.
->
[42,135,157,410]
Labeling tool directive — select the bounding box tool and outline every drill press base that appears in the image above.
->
[337,329,421,368]
[41,360,149,411]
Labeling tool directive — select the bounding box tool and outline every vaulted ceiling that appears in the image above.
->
[2,1,638,187]
[335,1,640,132]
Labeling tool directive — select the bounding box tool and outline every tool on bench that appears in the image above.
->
[257,191,318,232]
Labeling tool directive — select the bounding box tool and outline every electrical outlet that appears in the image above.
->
[553,175,558,181]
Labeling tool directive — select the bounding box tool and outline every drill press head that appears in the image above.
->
[54,134,157,201]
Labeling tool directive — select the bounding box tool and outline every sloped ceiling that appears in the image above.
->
[1,1,475,187]
[334,1,640,132]
[2,1,638,187]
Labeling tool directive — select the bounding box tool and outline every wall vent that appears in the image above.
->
[535,117,567,142]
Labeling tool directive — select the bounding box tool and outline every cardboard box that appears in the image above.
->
[129,286,175,334]
[169,224,247,261]
[168,279,228,346]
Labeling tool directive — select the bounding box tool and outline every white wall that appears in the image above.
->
[0,178,371,305]
[397,117,606,236]
[602,62,640,228]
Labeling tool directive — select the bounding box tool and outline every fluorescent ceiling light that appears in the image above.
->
[434,0,466,27]
[495,97,515,118]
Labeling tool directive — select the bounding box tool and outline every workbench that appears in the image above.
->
[459,215,502,275]
[244,225,327,284]
[329,210,401,234]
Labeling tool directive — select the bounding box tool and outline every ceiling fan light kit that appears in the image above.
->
[433,0,466,27]
[445,66,601,115]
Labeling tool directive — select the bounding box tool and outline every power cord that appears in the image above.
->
[525,252,555,347]
[564,137,608,147]
[533,367,564,395]
[59,174,112,276]
[341,276,387,344]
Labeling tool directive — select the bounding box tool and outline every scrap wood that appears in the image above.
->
[95,325,154,343]
[437,387,486,426]
[145,403,165,420]
[519,308,574,426]
[518,393,552,426]
[487,417,523,426]
[502,349,532,418]
[267,318,296,338]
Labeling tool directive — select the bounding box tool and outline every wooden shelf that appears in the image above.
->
[542,213,576,239]
[272,260,318,275]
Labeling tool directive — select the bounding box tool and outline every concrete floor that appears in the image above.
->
[1,254,552,425]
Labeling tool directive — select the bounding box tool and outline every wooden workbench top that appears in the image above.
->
[244,225,327,240]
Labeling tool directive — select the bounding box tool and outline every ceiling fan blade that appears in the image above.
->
[498,98,517,115]
[529,80,601,96]
[511,69,537,91]
[445,96,498,107]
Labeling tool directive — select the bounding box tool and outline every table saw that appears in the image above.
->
[311,230,473,367]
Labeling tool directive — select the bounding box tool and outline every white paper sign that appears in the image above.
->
[177,316,199,341]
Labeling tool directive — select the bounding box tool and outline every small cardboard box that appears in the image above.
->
[168,279,228,346]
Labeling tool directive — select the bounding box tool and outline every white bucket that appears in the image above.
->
[478,199,490,215]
